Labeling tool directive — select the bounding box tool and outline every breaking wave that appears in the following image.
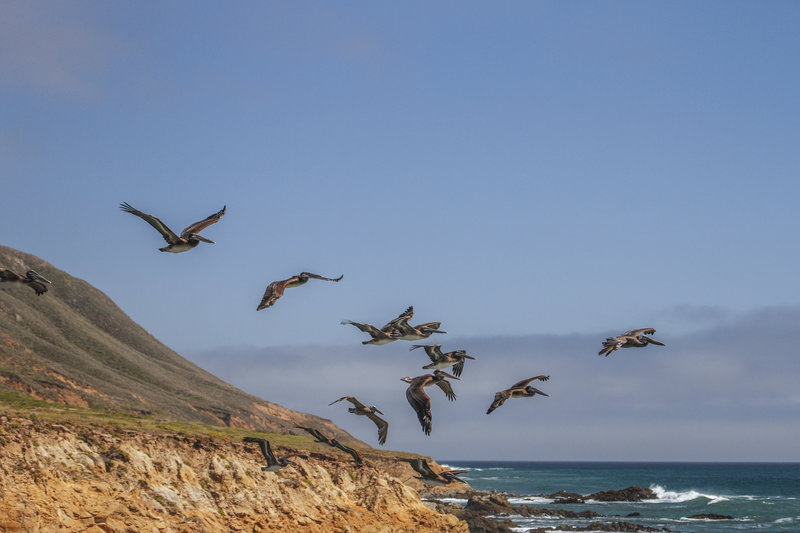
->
[649,484,729,504]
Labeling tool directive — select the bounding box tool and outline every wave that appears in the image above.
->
[507,496,555,505]
[648,484,729,504]
[439,464,513,472]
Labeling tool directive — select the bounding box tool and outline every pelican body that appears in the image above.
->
[487,376,550,414]
[257,272,343,310]
[410,344,476,377]
[341,306,412,345]
[401,370,460,436]
[598,328,666,357]
[329,396,388,445]
[242,437,297,471]
[120,202,225,253]
[0,269,52,296]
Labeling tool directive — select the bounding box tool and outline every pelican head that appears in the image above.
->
[433,370,460,381]
[400,376,414,383]
[190,233,215,244]
[26,270,52,284]
[369,405,384,415]
[454,350,476,360]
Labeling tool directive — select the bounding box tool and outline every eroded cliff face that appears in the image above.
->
[0,415,466,533]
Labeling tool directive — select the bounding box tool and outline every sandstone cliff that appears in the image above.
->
[0,410,466,533]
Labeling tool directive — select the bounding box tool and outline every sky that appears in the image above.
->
[1,1,799,461]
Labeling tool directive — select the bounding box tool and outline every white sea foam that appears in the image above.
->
[433,497,468,505]
[774,517,796,524]
[507,496,555,505]
[648,484,728,504]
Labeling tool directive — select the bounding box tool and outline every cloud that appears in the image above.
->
[186,306,800,461]
[0,3,114,96]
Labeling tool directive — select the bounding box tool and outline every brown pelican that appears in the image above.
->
[401,370,460,436]
[402,458,469,486]
[410,344,476,377]
[487,376,550,414]
[340,306,413,345]
[328,396,388,446]
[294,426,364,467]
[120,202,225,253]
[257,272,343,310]
[242,437,298,471]
[598,328,666,357]
[387,306,447,341]
[0,269,52,295]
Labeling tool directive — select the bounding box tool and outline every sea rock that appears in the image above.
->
[587,486,656,502]
[687,513,733,520]
[526,521,677,532]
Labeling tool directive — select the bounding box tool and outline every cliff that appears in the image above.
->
[0,405,466,533]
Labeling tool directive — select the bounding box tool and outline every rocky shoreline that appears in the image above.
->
[422,487,693,533]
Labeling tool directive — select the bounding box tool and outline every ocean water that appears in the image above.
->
[436,462,800,532]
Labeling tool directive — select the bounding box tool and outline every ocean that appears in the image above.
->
[436,461,800,532]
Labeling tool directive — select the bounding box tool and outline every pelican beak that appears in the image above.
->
[32,272,53,284]
[194,234,215,244]
[373,407,385,415]
[431,329,447,334]
[463,354,476,359]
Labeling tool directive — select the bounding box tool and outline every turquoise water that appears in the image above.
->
[437,462,800,532]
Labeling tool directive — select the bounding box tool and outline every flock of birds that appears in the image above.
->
[0,203,667,485]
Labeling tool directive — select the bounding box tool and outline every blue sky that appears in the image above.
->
[2,2,799,460]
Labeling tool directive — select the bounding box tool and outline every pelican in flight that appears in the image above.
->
[410,344,476,377]
[242,437,298,471]
[598,328,666,357]
[329,396,388,446]
[0,269,52,296]
[120,202,225,253]
[401,370,460,436]
[341,306,413,345]
[294,426,364,467]
[257,272,343,310]
[387,306,446,341]
[487,376,550,414]
[402,458,468,486]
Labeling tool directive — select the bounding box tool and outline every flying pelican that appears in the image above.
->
[401,370,460,436]
[487,376,550,414]
[328,396,388,446]
[294,426,364,467]
[598,328,666,357]
[0,269,52,296]
[257,272,343,310]
[120,202,225,253]
[340,306,414,345]
[242,437,298,471]
[387,306,447,341]
[402,458,468,486]
[410,344,476,377]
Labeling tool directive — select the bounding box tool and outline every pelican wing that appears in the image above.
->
[341,320,386,337]
[329,396,367,410]
[179,205,226,238]
[451,358,465,378]
[365,411,388,446]
[434,379,457,401]
[599,337,624,356]
[120,202,180,244]
[300,272,344,282]
[621,328,656,337]
[0,269,24,282]
[509,376,550,389]
[487,390,512,414]
[257,280,289,310]
[28,280,50,295]
[381,306,414,332]
[405,380,432,435]
[243,437,277,466]
[332,440,363,466]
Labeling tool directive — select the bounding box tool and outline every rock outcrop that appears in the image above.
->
[0,414,467,532]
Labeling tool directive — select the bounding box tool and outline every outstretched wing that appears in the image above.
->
[434,379,457,401]
[621,328,656,337]
[365,412,388,446]
[381,306,414,332]
[328,396,367,410]
[243,437,277,466]
[332,440,363,466]
[598,337,624,356]
[341,320,385,337]
[406,382,432,435]
[120,202,180,244]
[300,272,343,282]
[257,280,289,310]
[487,390,511,414]
[509,376,550,389]
[179,205,226,237]
[0,269,24,282]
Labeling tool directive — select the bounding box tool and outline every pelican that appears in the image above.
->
[401,370,460,436]
[0,269,52,296]
[242,437,298,471]
[387,306,447,341]
[487,376,550,414]
[120,202,225,253]
[294,426,364,467]
[340,306,413,345]
[402,458,468,486]
[257,272,343,310]
[410,344,476,377]
[329,396,388,446]
[598,328,666,357]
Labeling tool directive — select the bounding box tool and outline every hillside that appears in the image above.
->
[0,244,356,442]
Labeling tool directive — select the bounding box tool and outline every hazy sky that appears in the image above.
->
[2,2,798,461]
